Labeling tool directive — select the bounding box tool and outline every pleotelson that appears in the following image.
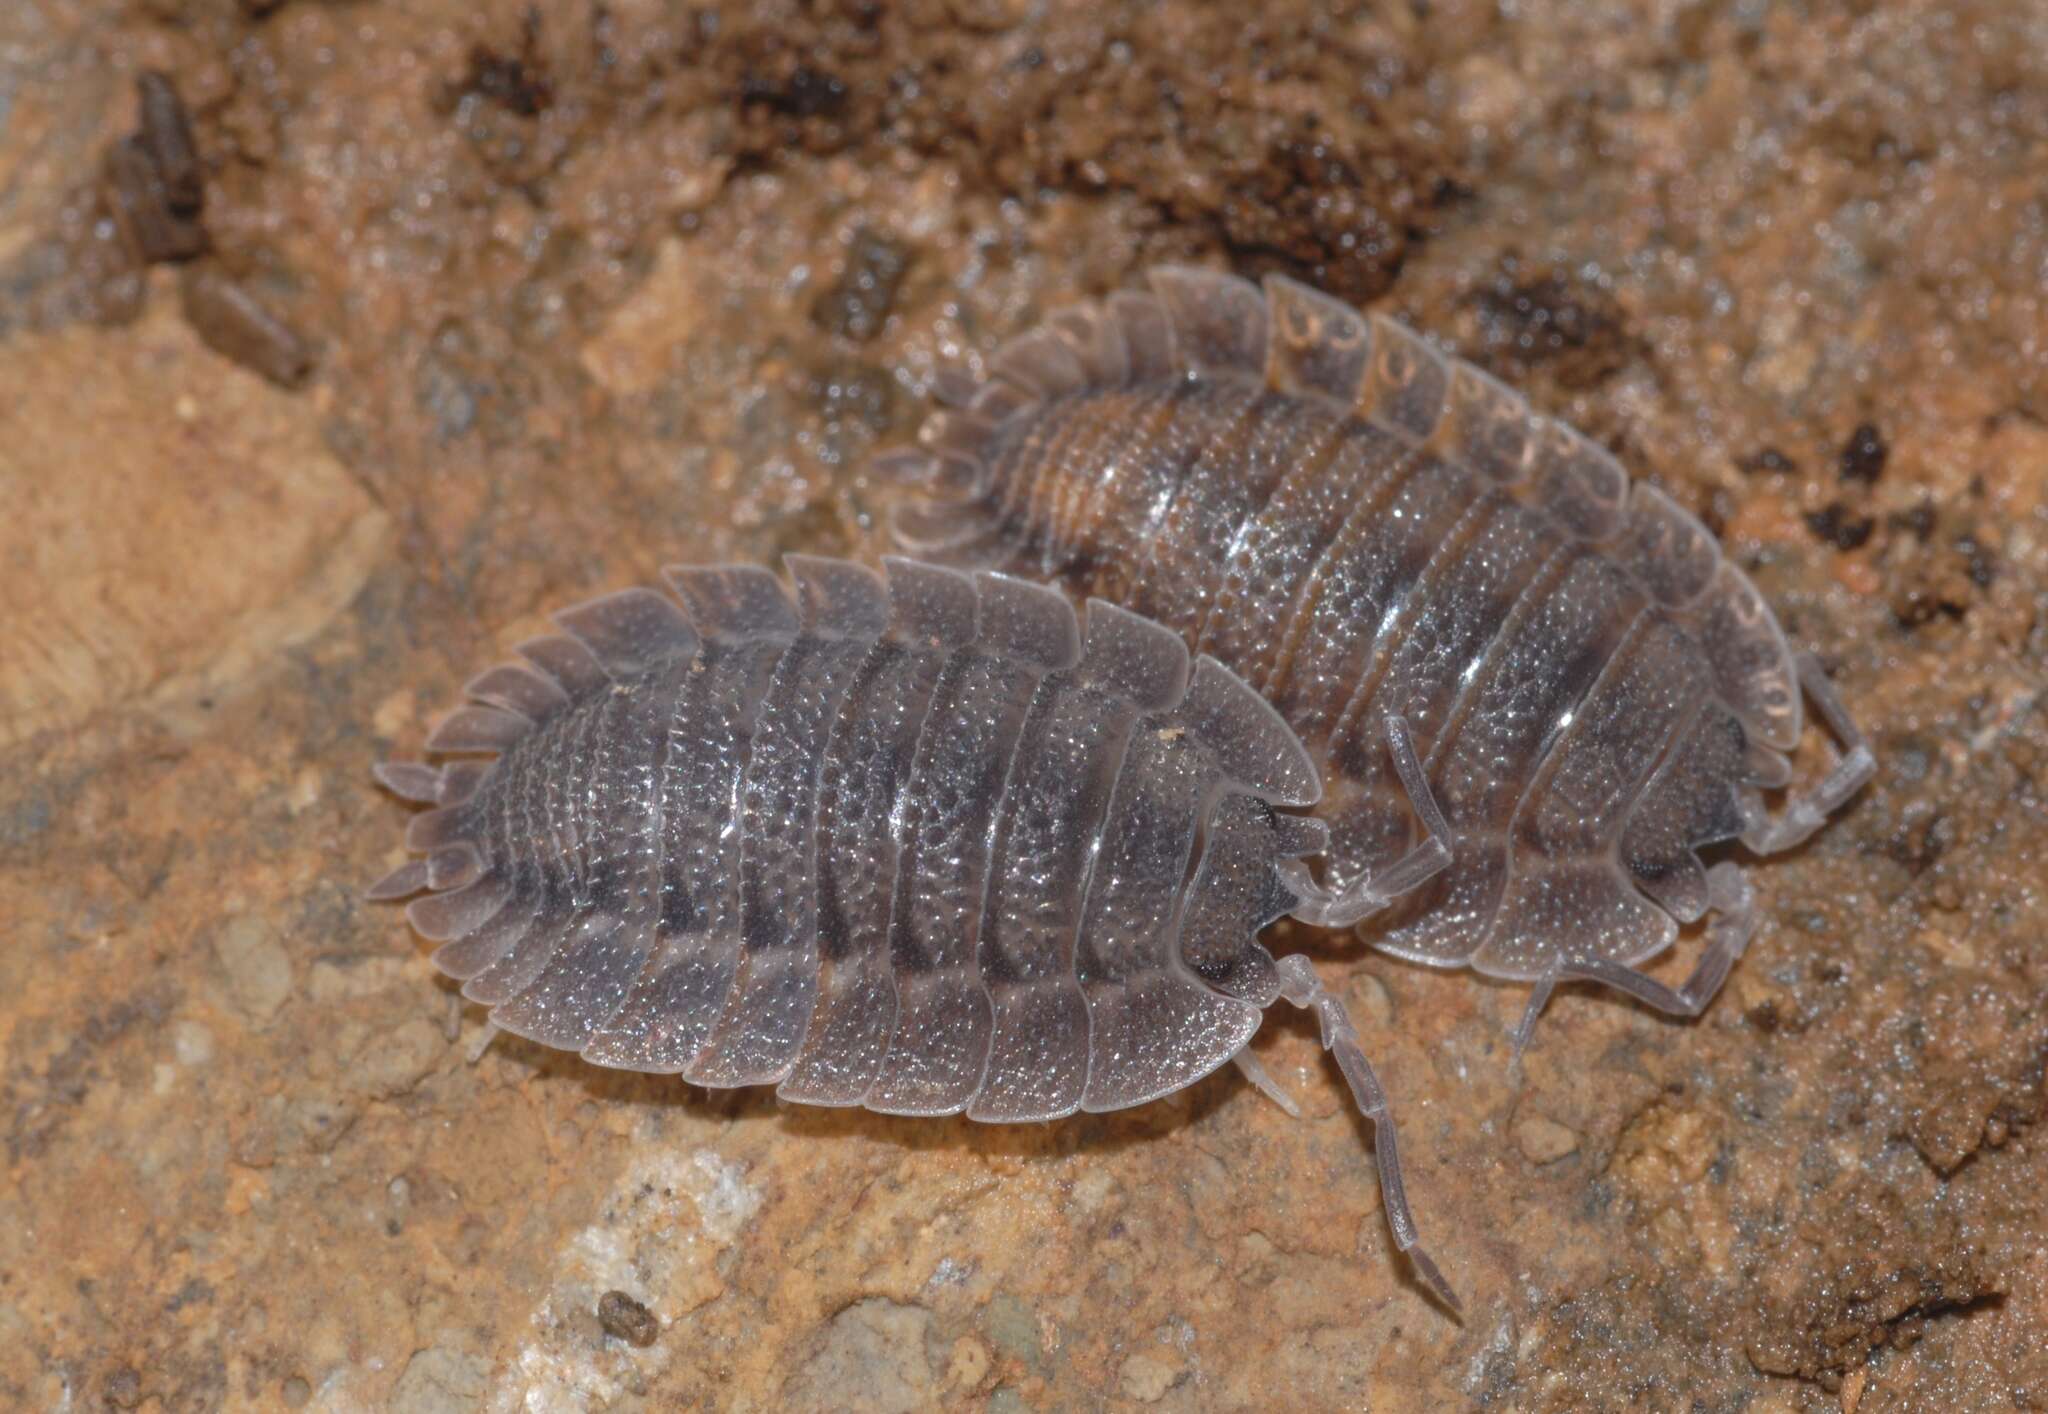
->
[370,555,1328,1123]
[890,266,1850,982]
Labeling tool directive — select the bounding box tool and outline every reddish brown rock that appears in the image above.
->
[2,2,2044,1410]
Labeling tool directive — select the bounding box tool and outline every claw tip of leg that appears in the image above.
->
[1409,1248,1462,1318]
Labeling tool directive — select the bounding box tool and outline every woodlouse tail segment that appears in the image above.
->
[366,758,515,965]
[881,415,1012,562]
[1271,954,1461,1317]
[1046,304,1132,386]
[890,496,1007,561]
[1739,652,1877,856]
[366,757,495,902]
[882,284,1180,568]
[367,579,712,987]
[986,325,1089,399]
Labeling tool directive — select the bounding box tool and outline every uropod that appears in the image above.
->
[887,266,1876,1051]
[372,556,1463,1307]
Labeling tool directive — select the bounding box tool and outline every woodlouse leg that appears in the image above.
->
[1516,863,1761,1056]
[466,1021,502,1065]
[1508,979,1557,1061]
[1272,954,1460,1315]
[1741,653,1877,856]
[1231,1047,1303,1118]
[1289,718,1452,928]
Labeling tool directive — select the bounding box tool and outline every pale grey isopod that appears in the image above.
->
[372,555,1461,1307]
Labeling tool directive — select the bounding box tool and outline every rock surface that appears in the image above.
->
[2,2,2044,1410]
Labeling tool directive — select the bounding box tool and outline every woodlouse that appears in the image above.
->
[887,266,1876,1050]
[371,555,1461,1306]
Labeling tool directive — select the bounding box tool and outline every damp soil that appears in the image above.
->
[2,2,2045,1410]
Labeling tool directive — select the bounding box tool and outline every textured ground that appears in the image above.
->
[3,2,2045,1410]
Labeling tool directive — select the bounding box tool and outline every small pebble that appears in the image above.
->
[103,1367,143,1410]
[213,915,292,1026]
[137,71,204,215]
[172,1019,216,1066]
[598,1290,661,1347]
[1118,1351,1180,1403]
[1838,422,1888,483]
[102,135,207,263]
[1513,1113,1580,1164]
[1805,501,1875,551]
[811,227,912,342]
[1348,971,1393,1029]
[946,1335,992,1390]
[180,266,313,388]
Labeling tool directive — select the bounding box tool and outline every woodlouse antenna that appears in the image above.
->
[1739,653,1877,856]
[1285,717,1450,928]
[1273,954,1461,1317]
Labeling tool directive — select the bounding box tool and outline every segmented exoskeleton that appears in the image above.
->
[886,267,1875,1049]
[372,556,1462,1307]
